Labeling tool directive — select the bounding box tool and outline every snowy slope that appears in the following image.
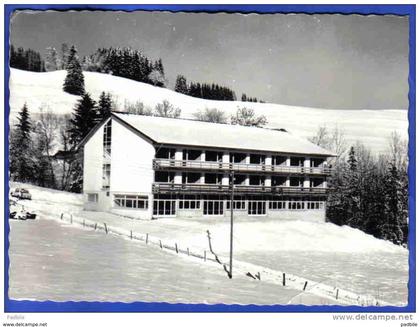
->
[9,68,408,153]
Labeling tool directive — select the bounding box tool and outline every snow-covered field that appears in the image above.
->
[8,183,409,306]
[10,219,318,304]
[9,68,407,153]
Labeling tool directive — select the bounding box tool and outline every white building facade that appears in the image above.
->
[81,113,334,222]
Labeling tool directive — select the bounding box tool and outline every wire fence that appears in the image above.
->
[56,211,386,307]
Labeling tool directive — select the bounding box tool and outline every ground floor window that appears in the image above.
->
[269,201,287,210]
[179,199,201,209]
[114,194,148,209]
[87,193,98,203]
[248,201,266,215]
[179,195,201,210]
[307,201,325,210]
[226,200,246,210]
[203,200,224,215]
[153,199,176,216]
[288,200,306,210]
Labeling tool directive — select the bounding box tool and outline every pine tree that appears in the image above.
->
[68,93,98,147]
[68,157,83,193]
[382,162,404,244]
[97,92,112,121]
[9,103,34,182]
[10,45,45,72]
[343,146,361,227]
[174,75,188,94]
[63,45,85,96]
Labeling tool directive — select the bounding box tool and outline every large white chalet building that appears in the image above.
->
[80,113,334,221]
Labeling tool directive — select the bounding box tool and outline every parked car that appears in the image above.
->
[11,188,32,200]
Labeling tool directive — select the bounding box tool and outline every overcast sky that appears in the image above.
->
[10,10,409,109]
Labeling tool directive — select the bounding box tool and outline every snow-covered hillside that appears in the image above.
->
[9,68,408,153]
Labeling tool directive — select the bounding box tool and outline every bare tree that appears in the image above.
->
[309,125,348,165]
[124,100,153,116]
[230,107,267,127]
[388,131,408,172]
[309,126,329,148]
[58,115,74,190]
[33,106,60,187]
[193,108,227,124]
[153,100,181,118]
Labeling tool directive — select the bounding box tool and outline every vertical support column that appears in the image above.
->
[222,174,230,186]
[175,148,183,161]
[201,150,206,161]
[200,172,205,184]
[245,175,250,186]
[222,151,230,170]
[222,152,230,163]
[286,156,291,166]
[245,154,250,164]
[304,176,311,188]
[174,172,182,184]
[149,193,154,219]
[264,156,272,187]
[304,157,311,168]
[285,177,290,187]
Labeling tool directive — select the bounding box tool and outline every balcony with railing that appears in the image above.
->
[152,182,328,195]
[152,158,332,175]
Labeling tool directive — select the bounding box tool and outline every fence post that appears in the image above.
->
[336,289,339,300]
[204,250,206,261]
[104,223,108,234]
[60,213,63,220]
[146,233,149,244]
[130,230,133,240]
[159,240,162,249]
[282,273,286,286]
[303,281,308,291]
[70,214,73,224]
[83,219,85,228]
[175,243,178,253]
[187,248,189,256]
[94,223,97,230]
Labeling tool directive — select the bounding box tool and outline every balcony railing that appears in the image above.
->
[152,182,328,195]
[153,158,332,175]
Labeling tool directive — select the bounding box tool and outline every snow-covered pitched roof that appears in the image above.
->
[112,113,335,156]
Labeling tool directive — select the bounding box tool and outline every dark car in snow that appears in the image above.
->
[11,188,32,200]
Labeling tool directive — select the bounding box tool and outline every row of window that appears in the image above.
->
[269,201,325,210]
[155,199,325,216]
[156,147,326,167]
[114,194,149,209]
[179,199,201,210]
[155,171,325,187]
[87,193,324,213]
